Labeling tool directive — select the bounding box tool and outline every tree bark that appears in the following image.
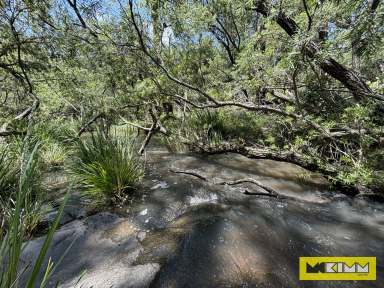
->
[189,141,336,176]
[370,0,380,12]
[253,1,384,102]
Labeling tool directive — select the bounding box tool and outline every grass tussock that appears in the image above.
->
[0,139,68,288]
[0,146,18,199]
[41,142,68,168]
[0,141,44,236]
[72,128,144,204]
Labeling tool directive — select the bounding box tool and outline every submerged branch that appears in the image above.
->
[170,168,279,197]
[170,169,209,181]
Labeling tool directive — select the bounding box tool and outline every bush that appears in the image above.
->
[164,109,269,150]
[34,117,78,144]
[72,128,144,204]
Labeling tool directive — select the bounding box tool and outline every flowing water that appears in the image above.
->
[22,148,384,287]
[132,148,384,287]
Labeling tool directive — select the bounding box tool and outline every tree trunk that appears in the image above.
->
[254,1,383,102]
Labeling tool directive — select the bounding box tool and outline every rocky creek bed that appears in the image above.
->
[20,148,384,287]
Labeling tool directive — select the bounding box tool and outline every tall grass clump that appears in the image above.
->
[41,142,68,169]
[72,128,144,204]
[0,145,18,201]
[0,140,69,288]
[33,118,78,169]
[0,141,43,236]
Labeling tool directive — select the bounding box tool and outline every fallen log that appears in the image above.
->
[243,190,278,198]
[187,141,381,197]
[188,141,337,176]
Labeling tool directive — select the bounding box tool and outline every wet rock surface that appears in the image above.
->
[22,151,384,287]
[22,212,159,287]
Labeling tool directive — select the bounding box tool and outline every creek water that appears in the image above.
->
[132,148,384,287]
[22,147,384,287]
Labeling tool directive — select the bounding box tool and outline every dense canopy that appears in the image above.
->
[1,1,384,287]
[1,0,384,192]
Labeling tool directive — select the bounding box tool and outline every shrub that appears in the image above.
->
[336,164,375,186]
[34,118,77,144]
[72,128,144,204]
[164,108,269,150]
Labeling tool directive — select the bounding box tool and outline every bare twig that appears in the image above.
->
[302,0,312,31]
[119,116,151,132]
[78,112,104,136]
[215,178,278,195]
[170,169,208,181]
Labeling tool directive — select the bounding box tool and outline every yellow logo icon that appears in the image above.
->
[299,257,376,280]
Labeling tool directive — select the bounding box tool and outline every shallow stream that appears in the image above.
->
[22,148,384,287]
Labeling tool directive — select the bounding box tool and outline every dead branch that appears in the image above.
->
[170,169,209,181]
[139,120,157,155]
[170,168,279,197]
[243,190,278,197]
[119,116,151,132]
[138,107,168,154]
[78,112,104,136]
[215,178,278,195]
[188,141,337,176]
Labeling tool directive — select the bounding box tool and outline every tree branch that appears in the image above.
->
[253,1,384,102]
[302,0,312,31]
[170,169,279,197]
[66,0,98,37]
[78,112,104,136]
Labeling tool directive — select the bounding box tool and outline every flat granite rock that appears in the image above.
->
[21,212,159,288]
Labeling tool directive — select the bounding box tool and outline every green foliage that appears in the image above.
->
[184,109,268,142]
[34,118,78,145]
[0,145,18,199]
[0,140,44,236]
[71,128,144,204]
[0,141,69,287]
[336,165,374,186]
[41,142,68,168]
[31,119,78,169]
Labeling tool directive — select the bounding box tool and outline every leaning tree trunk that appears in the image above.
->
[254,1,384,102]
